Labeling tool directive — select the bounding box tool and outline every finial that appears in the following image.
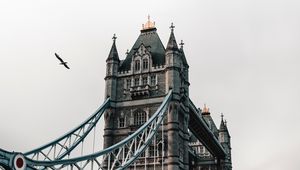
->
[202,104,210,113]
[170,22,175,32]
[179,40,184,49]
[112,34,117,42]
[221,113,224,120]
[142,15,155,30]
[126,49,129,55]
[224,120,227,126]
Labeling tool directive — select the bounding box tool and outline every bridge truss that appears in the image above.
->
[0,91,172,170]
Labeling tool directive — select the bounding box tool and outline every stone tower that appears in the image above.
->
[103,18,231,170]
[219,115,232,170]
[103,17,190,169]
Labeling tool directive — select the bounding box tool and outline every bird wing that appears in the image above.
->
[55,53,64,63]
[63,63,70,69]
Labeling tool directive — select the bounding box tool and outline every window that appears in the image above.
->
[140,151,145,158]
[151,75,156,86]
[157,142,163,156]
[143,59,148,70]
[199,146,204,154]
[126,79,131,89]
[134,78,139,86]
[220,134,225,142]
[119,117,125,127]
[149,145,155,157]
[135,60,140,71]
[134,111,146,125]
[142,77,148,85]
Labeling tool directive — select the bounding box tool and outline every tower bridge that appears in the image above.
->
[0,18,232,170]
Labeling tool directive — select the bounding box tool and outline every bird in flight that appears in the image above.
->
[55,53,70,69]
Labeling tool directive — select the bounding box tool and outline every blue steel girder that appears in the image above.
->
[13,90,173,170]
[188,99,227,159]
[24,98,110,161]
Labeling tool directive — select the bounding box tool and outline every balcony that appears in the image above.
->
[130,84,150,97]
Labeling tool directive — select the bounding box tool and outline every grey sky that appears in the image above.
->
[1,0,300,169]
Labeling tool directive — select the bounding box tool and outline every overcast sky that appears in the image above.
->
[1,0,300,169]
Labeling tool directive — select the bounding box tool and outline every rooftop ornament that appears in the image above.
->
[142,15,156,30]
[180,40,184,49]
[170,22,175,32]
[202,104,210,113]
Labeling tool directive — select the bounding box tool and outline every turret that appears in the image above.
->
[165,23,183,95]
[219,114,232,170]
[105,34,120,101]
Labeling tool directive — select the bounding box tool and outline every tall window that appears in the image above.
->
[135,60,140,71]
[126,79,131,89]
[142,58,148,70]
[134,110,146,125]
[151,75,156,86]
[149,145,155,157]
[119,117,125,128]
[134,78,139,86]
[142,77,148,85]
[199,146,204,154]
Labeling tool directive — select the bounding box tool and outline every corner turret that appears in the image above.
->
[219,114,232,170]
[105,34,120,100]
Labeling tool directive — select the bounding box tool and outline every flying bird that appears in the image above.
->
[55,53,70,69]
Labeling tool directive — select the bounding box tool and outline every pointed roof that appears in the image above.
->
[179,40,189,67]
[106,34,120,62]
[166,23,179,51]
[119,26,165,71]
[201,104,219,137]
[219,114,230,137]
[220,119,227,132]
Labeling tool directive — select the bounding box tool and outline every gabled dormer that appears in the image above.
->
[118,17,165,72]
[131,43,153,74]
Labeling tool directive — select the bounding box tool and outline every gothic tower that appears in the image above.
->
[103,18,231,170]
[219,115,232,170]
[103,17,190,170]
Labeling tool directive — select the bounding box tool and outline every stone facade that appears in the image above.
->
[103,19,232,170]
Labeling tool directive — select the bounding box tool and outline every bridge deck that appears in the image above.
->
[188,99,226,159]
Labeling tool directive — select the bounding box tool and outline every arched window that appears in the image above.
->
[119,112,125,128]
[134,110,146,125]
[135,60,140,71]
[142,76,148,85]
[150,75,156,86]
[142,58,148,70]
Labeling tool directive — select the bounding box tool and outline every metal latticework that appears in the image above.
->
[0,91,172,170]
[24,90,172,170]
[25,98,110,162]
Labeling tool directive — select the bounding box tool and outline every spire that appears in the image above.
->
[219,113,227,132]
[179,39,189,66]
[106,34,120,62]
[166,22,179,51]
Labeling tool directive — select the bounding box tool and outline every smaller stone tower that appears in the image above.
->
[219,114,232,170]
[105,34,120,101]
